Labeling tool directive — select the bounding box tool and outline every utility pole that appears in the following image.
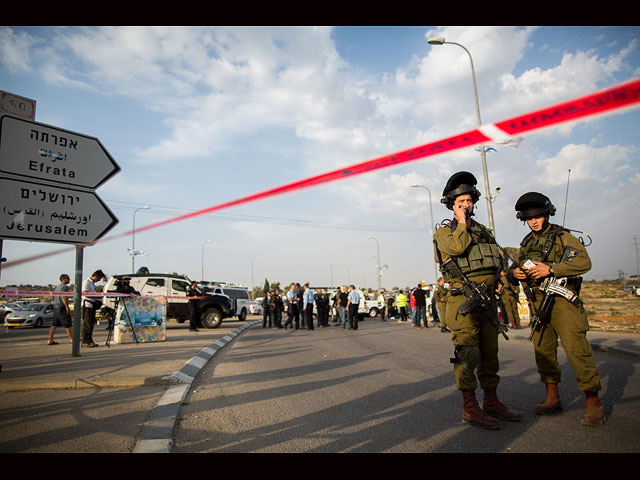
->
[633,235,640,279]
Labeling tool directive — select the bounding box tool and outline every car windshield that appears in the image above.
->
[22,304,45,311]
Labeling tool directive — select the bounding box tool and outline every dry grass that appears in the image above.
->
[581,282,640,333]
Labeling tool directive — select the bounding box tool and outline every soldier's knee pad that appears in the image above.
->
[450,345,480,371]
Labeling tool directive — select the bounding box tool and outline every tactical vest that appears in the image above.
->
[518,223,566,265]
[438,221,503,281]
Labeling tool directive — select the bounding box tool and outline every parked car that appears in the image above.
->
[4,303,56,328]
[0,303,23,322]
[251,298,264,315]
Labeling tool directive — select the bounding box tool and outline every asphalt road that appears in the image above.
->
[171,319,640,453]
[1,315,639,453]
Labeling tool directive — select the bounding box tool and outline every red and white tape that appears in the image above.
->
[3,78,640,269]
[0,289,199,300]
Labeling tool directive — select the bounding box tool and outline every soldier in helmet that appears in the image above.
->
[508,192,605,426]
[434,171,521,430]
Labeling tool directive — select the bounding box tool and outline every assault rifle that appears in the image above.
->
[440,257,510,341]
[527,246,582,342]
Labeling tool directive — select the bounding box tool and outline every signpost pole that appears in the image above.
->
[71,245,84,357]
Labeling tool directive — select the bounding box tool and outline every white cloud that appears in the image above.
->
[536,143,638,186]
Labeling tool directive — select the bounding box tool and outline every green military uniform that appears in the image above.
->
[500,272,521,328]
[433,282,448,328]
[434,218,504,392]
[514,222,601,392]
[510,191,604,426]
[434,171,520,429]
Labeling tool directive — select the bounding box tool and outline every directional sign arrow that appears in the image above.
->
[0,177,119,245]
[0,115,121,190]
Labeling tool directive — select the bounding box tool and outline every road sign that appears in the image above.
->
[0,115,121,189]
[1,91,36,121]
[0,177,119,245]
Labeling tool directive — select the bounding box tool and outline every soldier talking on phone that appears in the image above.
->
[433,171,520,430]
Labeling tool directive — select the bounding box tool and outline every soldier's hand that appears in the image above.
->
[453,203,469,224]
[525,261,551,279]
[512,267,528,280]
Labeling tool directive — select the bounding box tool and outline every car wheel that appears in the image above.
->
[34,318,43,328]
[202,308,222,328]
[238,308,247,321]
[368,307,379,318]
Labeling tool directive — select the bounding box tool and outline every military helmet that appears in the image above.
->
[515,192,556,220]
[441,171,481,209]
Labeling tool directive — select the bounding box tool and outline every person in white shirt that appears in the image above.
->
[81,269,106,347]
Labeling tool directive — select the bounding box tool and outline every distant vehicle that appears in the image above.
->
[101,273,234,328]
[251,298,264,315]
[4,303,55,328]
[327,289,379,319]
[201,283,252,321]
[358,290,380,318]
[0,303,23,321]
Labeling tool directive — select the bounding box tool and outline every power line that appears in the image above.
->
[104,199,430,234]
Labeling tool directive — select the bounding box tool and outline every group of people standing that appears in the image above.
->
[261,283,362,331]
[433,170,605,430]
[47,269,109,348]
[377,284,451,333]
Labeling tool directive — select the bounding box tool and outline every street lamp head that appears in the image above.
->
[427,37,445,45]
[142,205,151,209]
[409,184,419,187]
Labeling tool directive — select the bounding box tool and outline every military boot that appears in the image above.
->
[581,391,606,426]
[461,390,500,430]
[534,383,562,415]
[482,389,522,421]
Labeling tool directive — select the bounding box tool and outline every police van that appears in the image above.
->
[200,282,251,321]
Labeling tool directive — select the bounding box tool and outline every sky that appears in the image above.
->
[1,26,639,291]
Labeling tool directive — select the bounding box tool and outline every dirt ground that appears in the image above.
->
[579,282,640,334]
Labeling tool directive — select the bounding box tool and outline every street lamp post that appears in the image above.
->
[201,240,213,281]
[326,262,335,288]
[367,236,382,292]
[409,184,438,283]
[132,206,150,273]
[251,257,260,299]
[427,36,496,233]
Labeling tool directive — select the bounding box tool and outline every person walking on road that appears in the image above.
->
[303,283,315,330]
[187,281,203,332]
[378,290,386,321]
[81,270,106,347]
[271,289,284,329]
[397,291,408,322]
[338,286,349,328]
[48,273,73,345]
[284,283,299,330]
[413,284,428,329]
[347,285,360,330]
[509,192,605,426]
[434,171,520,430]
[262,291,272,328]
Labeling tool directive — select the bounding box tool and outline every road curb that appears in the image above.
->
[133,320,260,453]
